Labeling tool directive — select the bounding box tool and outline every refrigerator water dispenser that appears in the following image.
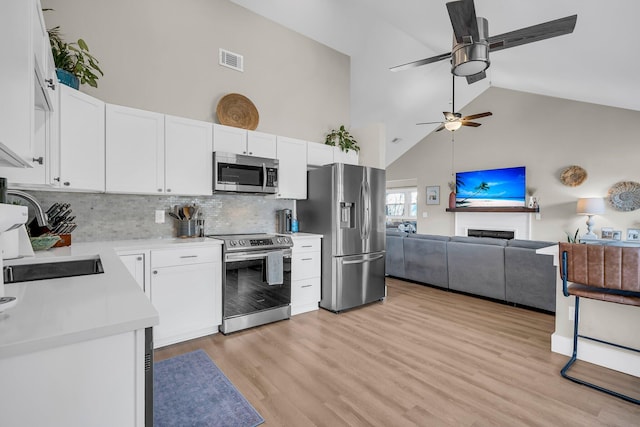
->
[340,202,354,228]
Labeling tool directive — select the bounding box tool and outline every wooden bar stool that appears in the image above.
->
[559,242,640,404]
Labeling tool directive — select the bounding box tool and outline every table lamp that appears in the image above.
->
[576,197,605,239]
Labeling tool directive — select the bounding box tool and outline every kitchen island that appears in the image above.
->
[0,237,221,427]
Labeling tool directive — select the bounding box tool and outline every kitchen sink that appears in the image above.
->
[3,257,104,284]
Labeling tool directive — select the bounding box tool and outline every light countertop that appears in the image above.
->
[0,237,222,359]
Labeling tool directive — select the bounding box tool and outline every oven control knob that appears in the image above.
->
[239,240,246,246]
[230,240,237,246]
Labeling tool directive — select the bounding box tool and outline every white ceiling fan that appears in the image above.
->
[417,75,491,131]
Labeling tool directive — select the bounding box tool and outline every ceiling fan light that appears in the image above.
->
[444,121,462,131]
[451,17,490,77]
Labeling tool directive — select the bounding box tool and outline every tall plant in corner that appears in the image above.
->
[325,125,360,153]
[46,20,103,89]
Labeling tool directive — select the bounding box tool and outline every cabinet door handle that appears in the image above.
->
[180,255,198,259]
[301,258,313,261]
[301,284,313,288]
[32,157,44,165]
[45,78,56,90]
[136,257,143,261]
[53,177,60,182]
[166,188,171,192]
[63,182,70,186]
[153,270,158,275]
[301,245,313,248]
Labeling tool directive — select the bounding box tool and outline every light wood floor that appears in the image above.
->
[156,278,640,426]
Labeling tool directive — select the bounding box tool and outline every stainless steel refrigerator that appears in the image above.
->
[298,163,386,312]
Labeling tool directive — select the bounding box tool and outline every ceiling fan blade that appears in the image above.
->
[488,15,577,52]
[462,112,492,120]
[465,71,486,84]
[446,0,479,43]
[461,121,482,127]
[390,52,451,72]
[435,124,447,132]
[416,121,444,125]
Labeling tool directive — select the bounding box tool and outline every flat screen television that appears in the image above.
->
[455,166,526,208]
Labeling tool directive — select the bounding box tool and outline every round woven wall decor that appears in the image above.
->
[216,93,259,130]
[559,165,587,187]
[607,181,640,211]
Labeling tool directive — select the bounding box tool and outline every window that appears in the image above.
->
[385,187,417,219]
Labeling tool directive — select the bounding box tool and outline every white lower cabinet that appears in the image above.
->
[150,245,222,348]
[118,252,148,294]
[0,329,147,427]
[290,235,322,315]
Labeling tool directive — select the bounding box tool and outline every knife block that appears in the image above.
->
[53,234,72,247]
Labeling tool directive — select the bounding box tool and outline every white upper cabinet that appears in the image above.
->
[0,0,55,167]
[106,104,165,194]
[276,136,307,199]
[106,106,213,196]
[165,115,213,195]
[59,86,105,192]
[213,124,277,159]
[307,142,334,167]
[333,147,359,165]
[212,124,246,155]
[247,130,277,158]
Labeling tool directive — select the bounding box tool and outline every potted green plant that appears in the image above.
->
[47,26,103,89]
[325,125,360,153]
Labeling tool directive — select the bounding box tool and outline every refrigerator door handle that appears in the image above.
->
[364,181,371,239]
[359,182,366,240]
[342,253,385,265]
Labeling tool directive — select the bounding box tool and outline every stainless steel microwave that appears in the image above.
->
[213,152,279,194]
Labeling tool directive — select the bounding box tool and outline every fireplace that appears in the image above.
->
[468,229,515,239]
[454,212,531,240]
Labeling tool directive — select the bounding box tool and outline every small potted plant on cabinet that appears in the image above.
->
[325,125,360,153]
[47,26,103,89]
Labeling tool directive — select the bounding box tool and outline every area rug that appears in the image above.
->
[154,349,264,427]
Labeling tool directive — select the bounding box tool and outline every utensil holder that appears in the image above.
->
[177,220,197,238]
[53,234,72,247]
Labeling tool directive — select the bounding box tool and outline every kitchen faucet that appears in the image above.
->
[6,190,48,227]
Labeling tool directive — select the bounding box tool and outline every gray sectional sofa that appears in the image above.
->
[385,231,557,312]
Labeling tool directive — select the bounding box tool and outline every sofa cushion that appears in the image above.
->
[406,234,450,242]
[505,246,556,311]
[507,239,554,250]
[449,236,507,247]
[403,235,449,288]
[447,239,506,299]
[385,231,407,277]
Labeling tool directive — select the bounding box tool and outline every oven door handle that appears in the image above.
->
[225,250,292,262]
[262,163,267,192]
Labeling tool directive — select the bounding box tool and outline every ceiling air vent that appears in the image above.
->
[219,49,243,72]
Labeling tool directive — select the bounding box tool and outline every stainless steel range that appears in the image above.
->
[208,233,293,334]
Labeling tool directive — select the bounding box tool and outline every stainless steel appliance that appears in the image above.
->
[208,233,293,334]
[298,163,386,312]
[277,209,292,234]
[213,152,278,194]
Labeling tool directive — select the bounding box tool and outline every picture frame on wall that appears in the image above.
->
[627,228,640,241]
[601,227,613,239]
[426,185,440,205]
[612,230,622,241]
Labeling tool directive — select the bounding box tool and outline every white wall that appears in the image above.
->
[42,0,350,143]
[387,87,640,242]
[351,123,385,169]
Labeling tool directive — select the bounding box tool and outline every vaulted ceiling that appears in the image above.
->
[230,0,640,165]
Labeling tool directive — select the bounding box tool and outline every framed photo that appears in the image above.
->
[601,227,613,239]
[627,228,640,241]
[426,185,440,205]
[612,230,622,241]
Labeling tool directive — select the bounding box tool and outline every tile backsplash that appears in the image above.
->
[27,191,294,242]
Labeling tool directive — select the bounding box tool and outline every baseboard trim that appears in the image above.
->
[551,333,640,377]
